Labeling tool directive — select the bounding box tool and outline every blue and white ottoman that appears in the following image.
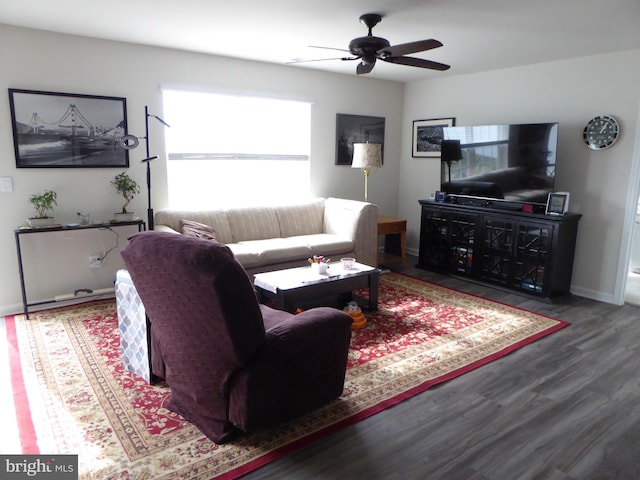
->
[115,269,152,383]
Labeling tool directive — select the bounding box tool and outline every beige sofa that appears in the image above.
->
[154,197,378,275]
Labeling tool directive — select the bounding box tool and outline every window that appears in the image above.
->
[163,89,311,208]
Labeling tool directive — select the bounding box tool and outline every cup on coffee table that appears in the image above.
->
[341,257,355,270]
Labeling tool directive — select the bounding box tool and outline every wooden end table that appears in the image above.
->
[378,215,407,267]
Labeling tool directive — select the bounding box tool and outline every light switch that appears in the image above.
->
[0,176,13,193]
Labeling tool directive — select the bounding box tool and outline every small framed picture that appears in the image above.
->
[545,192,570,215]
[412,117,455,158]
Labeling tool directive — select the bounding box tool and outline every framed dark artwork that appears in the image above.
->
[336,113,385,166]
[9,88,129,168]
[412,117,455,158]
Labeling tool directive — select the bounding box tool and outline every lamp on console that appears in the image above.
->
[351,143,382,202]
[440,139,462,182]
[120,106,170,230]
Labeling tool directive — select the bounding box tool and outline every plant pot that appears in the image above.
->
[28,217,55,228]
[113,212,136,222]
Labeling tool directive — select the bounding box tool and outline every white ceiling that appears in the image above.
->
[2,0,640,83]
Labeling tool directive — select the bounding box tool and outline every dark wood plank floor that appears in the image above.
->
[243,255,640,480]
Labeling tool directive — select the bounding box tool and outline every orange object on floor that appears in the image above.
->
[344,302,366,330]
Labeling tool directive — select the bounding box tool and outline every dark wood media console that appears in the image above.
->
[417,200,581,300]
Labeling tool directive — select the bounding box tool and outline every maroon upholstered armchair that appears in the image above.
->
[120,231,353,443]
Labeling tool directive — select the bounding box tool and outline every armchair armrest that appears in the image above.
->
[228,307,352,430]
[264,307,352,359]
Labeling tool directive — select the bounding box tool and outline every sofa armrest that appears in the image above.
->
[323,197,378,267]
[154,224,180,234]
[228,306,352,430]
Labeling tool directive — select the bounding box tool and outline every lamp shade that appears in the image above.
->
[440,139,463,163]
[352,143,383,170]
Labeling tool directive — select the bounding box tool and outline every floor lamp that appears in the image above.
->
[121,106,170,230]
[351,143,382,202]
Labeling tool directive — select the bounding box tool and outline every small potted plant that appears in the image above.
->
[28,190,57,228]
[111,171,140,221]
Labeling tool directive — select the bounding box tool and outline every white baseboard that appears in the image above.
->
[570,286,619,305]
[0,293,116,318]
[0,303,25,318]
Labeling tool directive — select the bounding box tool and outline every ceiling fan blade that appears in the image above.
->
[356,61,376,75]
[379,39,443,58]
[383,55,450,71]
[309,45,352,53]
[286,56,358,64]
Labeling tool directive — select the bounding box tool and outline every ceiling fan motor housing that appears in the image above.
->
[349,36,390,63]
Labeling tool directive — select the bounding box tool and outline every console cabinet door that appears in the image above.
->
[448,213,477,275]
[418,208,449,269]
[418,207,477,275]
[512,221,553,295]
[481,217,554,295]
[480,216,515,285]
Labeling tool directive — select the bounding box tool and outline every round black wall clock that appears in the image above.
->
[583,114,620,150]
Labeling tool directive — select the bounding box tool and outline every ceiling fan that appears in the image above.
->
[290,13,450,75]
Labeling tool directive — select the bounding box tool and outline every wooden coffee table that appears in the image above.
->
[254,262,379,313]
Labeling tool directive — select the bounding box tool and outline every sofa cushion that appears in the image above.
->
[290,233,354,257]
[276,199,324,237]
[226,244,263,268]
[227,207,280,242]
[238,238,313,265]
[180,219,217,242]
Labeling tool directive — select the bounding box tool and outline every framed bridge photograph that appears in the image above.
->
[9,89,130,168]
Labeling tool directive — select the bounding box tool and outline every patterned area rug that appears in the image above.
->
[6,273,568,479]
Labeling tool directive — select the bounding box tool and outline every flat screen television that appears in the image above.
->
[441,123,558,205]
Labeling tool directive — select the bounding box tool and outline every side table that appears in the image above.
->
[377,215,407,267]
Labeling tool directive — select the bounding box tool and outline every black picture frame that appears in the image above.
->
[412,117,456,158]
[9,88,129,168]
[336,113,385,166]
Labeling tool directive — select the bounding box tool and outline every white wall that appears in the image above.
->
[398,50,640,303]
[0,24,404,314]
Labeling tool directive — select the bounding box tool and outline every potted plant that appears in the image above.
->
[28,190,57,228]
[111,171,140,221]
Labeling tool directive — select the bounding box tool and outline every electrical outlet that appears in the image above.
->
[0,176,13,193]
[89,254,102,269]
